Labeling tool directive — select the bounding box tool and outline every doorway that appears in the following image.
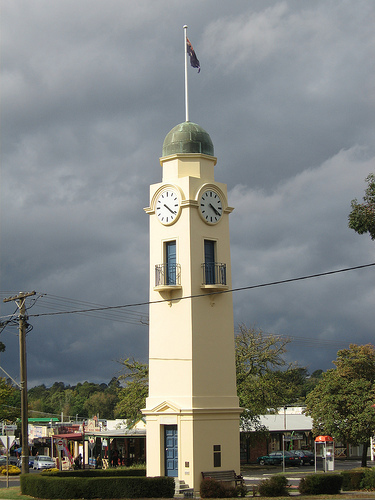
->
[164,425,178,477]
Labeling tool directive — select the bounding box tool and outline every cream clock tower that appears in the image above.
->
[143,121,241,492]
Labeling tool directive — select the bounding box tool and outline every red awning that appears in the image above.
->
[53,433,83,441]
[315,435,334,442]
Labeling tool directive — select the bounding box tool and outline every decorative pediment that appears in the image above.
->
[150,400,181,414]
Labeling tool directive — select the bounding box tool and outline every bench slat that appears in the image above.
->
[201,470,243,485]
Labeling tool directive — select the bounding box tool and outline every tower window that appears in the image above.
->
[202,240,226,285]
[213,445,221,467]
[165,241,177,285]
[155,240,181,287]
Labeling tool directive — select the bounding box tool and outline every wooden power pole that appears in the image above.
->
[3,291,35,474]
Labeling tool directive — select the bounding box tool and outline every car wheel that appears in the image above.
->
[259,459,266,465]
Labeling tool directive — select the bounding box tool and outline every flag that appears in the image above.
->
[187,37,200,73]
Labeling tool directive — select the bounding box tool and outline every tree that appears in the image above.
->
[348,173,375,240]
[235,324,304,431]
[305,344,375,467]
[0,377,19,421]
[83,392,117,419]
[112,327,307,430]
[115,358,148,424]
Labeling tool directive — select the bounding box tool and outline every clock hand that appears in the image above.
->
[164,204,176,215]
[209,203,221,216]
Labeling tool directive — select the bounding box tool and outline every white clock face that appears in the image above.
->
[156,189,180,225]
[199,190,223,224]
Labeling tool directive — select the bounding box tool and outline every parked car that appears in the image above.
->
[292,450,315,465]
[33,455,55,470]
[17,456,35,468]
[9,456,19,465]
[257,451,300,466]
[0,455,19,466]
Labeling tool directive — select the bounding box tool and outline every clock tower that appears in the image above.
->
[144,121,241,493]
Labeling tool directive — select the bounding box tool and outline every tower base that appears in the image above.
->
[143,402,242,493]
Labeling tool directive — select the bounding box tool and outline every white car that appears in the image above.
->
[33,455,55,470]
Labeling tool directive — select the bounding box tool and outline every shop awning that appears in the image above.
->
[53,433,83,441]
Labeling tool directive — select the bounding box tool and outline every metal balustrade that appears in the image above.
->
[201,262,227,286]
[155,263,181,287]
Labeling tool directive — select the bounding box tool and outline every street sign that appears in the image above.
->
[57,439,64,451]
[0,436,15,449]
[4,425,17,432]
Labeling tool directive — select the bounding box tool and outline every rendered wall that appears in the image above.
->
[144,152,241,491]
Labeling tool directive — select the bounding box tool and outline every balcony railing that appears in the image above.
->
[155,263,181,287]
[201,262,227,286]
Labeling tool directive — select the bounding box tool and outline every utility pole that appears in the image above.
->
[3,291,35,474]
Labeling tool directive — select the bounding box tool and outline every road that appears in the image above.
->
[1,460,374,491]
[242,460,373,491]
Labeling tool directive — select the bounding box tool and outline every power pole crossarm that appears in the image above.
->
[3,291,35,474]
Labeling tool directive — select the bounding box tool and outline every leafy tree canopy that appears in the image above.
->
[348,173,375,240]
[27,380,119,420]
[0,377,19,421]
[115,358,148,425]
[305,344,375,466]
[235,325,307,432]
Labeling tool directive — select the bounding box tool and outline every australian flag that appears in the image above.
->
[187,38,200,73]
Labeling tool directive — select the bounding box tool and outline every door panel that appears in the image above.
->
[204,240,215,284]
[166,241,176,285]
[164,425,178,477]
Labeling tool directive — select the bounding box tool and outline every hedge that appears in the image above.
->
[20,473,174,499]
[257,475,289,497]
[341,470,366,491]
[299,473,343,495]
[44,468,146,478]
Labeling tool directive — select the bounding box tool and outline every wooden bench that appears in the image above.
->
[201,470,244,486]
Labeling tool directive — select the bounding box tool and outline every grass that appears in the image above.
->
[0,486,31,500]
[1,487,375,500]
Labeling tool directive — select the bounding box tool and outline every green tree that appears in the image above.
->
[113,327,306,430]
[83,392,117,419]
[305,344,375,467]
[115,358,148,424]
[235,324,297,430]
[348,173,375,240]
[0,377,19,421]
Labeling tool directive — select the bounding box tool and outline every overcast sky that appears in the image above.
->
[1,0,374,389]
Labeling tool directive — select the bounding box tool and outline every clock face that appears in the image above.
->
[199,189,223,224]
[156,189,180,225]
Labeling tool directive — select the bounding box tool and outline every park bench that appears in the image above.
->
[201,470,244,486]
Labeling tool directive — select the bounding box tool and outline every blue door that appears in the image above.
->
[204,240,215,284]
[166,241,176,285]
[165,425,178,477]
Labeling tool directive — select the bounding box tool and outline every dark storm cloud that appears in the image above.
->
[1,0,374,387]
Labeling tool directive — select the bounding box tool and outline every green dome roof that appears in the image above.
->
[162,122,214,156]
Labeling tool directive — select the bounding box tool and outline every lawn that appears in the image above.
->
[1,485,375,500]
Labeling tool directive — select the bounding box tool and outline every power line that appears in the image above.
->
[20,262,375,319]
[251,330,355,349]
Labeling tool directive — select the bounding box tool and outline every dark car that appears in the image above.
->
[257,450,300,466]
[292,450,315,465]
[9,455,19,465]
[0,455,19,466]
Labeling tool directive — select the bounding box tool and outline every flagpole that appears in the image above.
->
[183,25,189,122]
